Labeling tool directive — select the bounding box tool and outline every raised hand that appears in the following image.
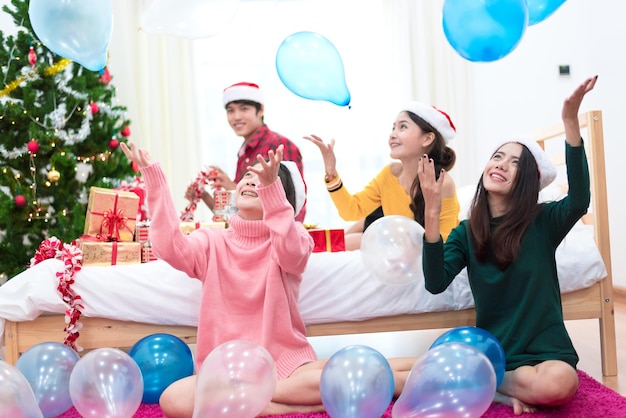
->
[303,134,337,178]
[562,75,597,146]
[120,142,153,168]
[247,144,284,187]
[417,154,445,242]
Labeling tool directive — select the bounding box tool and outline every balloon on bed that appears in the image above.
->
[361,215,424,286]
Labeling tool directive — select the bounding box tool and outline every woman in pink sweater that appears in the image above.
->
[121,144,324,415]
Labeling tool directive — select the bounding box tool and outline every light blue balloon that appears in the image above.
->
[392,343,496,418]
[442,0,529,62]
[15,342,79,418]
[526,0,567,25]
[28,0,113,71]
[430,326,506,388]
[129,333,194,404]
[321,345,393,418]
[276,31,351,107]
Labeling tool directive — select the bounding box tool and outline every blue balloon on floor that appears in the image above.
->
[526,0,568,25]
[129,333,194,403]
[16,342,80,418]
[442,0,528,62]
[276,31,351,107]
[430,326,506,387]
[321,345,394,418]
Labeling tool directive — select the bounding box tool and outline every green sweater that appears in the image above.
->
[423,143,589,370]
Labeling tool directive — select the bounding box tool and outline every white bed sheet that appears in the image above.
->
[0,221,607,351]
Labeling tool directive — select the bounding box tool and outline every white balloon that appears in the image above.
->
[140,0,240,39]
[0,360,43,418]
[361,215,424,286]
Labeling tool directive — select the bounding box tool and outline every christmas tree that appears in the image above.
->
[0,0,136,280]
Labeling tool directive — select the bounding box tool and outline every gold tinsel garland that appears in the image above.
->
[0,58,72,97]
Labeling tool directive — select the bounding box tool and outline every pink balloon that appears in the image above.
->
[193,340,276,418]
[0,361,43,418]
[69,348,143,418]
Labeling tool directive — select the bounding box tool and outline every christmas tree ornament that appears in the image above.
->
[28,45,36,66]
[109,138,120,150]
[47,168,61,183]
[121,125,131,137]
[99,67,111,84]
[15,195,27,207]
[131,161,140,173]
[90,102,99,114]
[27,139,39,153]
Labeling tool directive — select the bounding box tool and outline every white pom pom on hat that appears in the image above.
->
[223,82,264,107]
[493,138,557,190]
[281,161,306,217]
[401,101,456,144]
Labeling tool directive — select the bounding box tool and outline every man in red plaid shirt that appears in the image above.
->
[187,82,306,222]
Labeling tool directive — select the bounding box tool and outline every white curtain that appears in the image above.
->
[108,0,475,227]
[108,0,200,214]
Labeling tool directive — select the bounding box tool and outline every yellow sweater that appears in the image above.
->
[329,165,460,241]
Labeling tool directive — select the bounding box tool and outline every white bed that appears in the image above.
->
[0,110,617,378]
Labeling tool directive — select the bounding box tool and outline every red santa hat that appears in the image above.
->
[401,101,456,144]
[223,82,264,107]
[493,138,557,190]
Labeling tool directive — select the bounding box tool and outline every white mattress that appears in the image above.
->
[0,220,608,350]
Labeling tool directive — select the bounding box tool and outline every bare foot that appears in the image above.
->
[259,401,326,416]
[494,391,537,415]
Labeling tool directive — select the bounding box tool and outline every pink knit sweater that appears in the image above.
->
[141,163,317,379]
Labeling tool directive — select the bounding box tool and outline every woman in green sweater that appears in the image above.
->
[418,75,598,415]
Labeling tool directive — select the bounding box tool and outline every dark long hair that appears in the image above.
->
[278,163,296,212]
[468,143,541,269]
[408,111,457,226]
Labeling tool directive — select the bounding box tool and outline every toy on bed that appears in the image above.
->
[0,111,617,378]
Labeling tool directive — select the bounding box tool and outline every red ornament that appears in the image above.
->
[121,125,131,137]
[90,102,99,114]
[109,138,120,150]
[131,161,140,173]
[28,46,36,67]
[99,67,111,84]
[15,195,27,207]
[27,140,39,153]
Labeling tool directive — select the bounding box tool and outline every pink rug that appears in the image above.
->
[57,370,625,417]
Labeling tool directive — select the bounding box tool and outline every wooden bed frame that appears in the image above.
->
[4,110,617,376]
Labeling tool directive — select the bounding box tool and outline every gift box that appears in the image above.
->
[135,221,150,243]
[308,229,346,253]
[84,187,140,242]
[75,239,142,266]
[180,221,227,235]
[141,242,159,263]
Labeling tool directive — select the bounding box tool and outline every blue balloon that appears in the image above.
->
[442,0,529,62]
[393,343,496,418]
[430,326,506,387]
[16,342,80,418]
[29,0,113,71]
[129,333,194,403]
[526,0,567,25]
[321,345,394,418]
[276,31,351,107]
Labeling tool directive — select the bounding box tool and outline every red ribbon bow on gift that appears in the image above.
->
[92,193,133,241]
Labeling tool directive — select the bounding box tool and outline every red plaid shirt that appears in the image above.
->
[236,124,306,221]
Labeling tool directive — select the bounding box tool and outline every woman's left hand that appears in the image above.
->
[248,144,284,187]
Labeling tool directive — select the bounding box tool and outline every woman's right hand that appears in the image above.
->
[120,142,152,168]
[303,134,337,178]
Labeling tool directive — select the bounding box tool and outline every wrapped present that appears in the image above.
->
[308,229,346,253]
[141,242,159,263]
[84,187,140,242]
[135,221,150,243]
[75,239,142,266]
[180,221,227,235]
